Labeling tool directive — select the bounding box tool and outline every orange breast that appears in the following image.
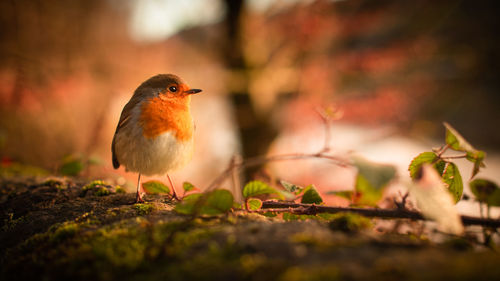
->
[139,96,193,141]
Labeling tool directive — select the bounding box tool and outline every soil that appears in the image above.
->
[1,176,499,281]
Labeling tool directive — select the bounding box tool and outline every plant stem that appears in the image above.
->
[260,201,500,228]
[205,152,352,192]
[436,144,450,157]
[441,153,468,160]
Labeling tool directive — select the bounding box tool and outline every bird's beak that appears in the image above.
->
[184,89,202,95]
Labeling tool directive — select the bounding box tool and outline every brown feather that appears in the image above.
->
[111,74,187,169]
[111,95,142,169]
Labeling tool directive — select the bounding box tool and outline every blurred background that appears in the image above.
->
[1,0,499,208]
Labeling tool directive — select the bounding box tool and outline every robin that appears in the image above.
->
[111,74,202,203]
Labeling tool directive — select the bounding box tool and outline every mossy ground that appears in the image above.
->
[1,177,499,281]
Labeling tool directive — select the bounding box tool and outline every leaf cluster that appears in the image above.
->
[137,122,498,233]
[408,123,493,206]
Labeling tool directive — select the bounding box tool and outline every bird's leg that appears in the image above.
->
[135,173,144,203]
[167,174,180,201]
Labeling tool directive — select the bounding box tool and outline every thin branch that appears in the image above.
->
[205,152,352,192]
[315,108,332,153]
[229,154,243,203]
[436,144,450,157]
[393,191,409,210]
[261,201,500,228]
[441,153,468,160]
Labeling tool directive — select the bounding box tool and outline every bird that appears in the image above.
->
[111,74,202,203]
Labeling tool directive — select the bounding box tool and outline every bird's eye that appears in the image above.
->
[168,86,177,92]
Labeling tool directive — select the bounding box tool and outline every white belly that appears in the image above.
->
[114,129,194,176]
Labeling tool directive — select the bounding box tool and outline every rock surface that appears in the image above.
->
[1,177,499,281]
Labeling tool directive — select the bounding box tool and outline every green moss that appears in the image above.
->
[106,208,121,217]
[168,226,217,256]
[443,237,473,251]
[115,186,126,193]
[133,203,154,215]
[6,210,500,281]
[240,253,267,274]
[328,213,373,233]
[2,213,25,232]
[156,248,242,281]
[17,221,81,251]
[83,180,107,191]
[290,232,326,247]
[18,232,48,251]
[90,226,149,269]
[82,180,116,196]
[95,187,111,196]
[17,214,100,252]
[42,178,65,189]
[52,220,220,276]
[51,222,80,243]
[279,265,340,281]
[75,212,101,226]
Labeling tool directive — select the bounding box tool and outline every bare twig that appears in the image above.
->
[393,191,410,210]
[261,201,500,228]
[436,144,450,157]
[229,155,243,203]
[315,108,331,153]
[315,106,344,153]
[205,152,352,192]
[441,153,468,160]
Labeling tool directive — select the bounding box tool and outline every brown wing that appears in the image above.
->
[111,95,142,169]
[112,74,183,169]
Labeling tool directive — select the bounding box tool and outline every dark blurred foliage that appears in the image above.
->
[222,0,279,179]
[0,0,125,170]
[0,0,499,175]
[233,0,500,146]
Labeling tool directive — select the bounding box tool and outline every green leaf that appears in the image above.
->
[242,180,279,199]
[442,162,463,203]
[317,213,338,220]
[301,185,323,204]
[408,152,448,182]
[233,201,243,209]
[354,174,384,206]
[182,182,196,192]
[444,122,486,178]
[327,191,353,201]
[278,190,296,200]
[444,122,476,152]
[247,198,263,210]
[174,190,234,216]
[470,179,500,207]
[353,156,396,190]
[408,152,463,203]
[174,193,202,215]
[87,156,103,166]
[467,150,486,179]
[351,157,395,206]
[200,189,234,215]
[283,213,314,221]
[142,180,170,194]
[261,212,277,217]
[409,152,438,179]
[409,164,464,235]
[434,160,447,176]
[328,213,373,233]
[280,180,303,194]
[59,156,84,176]
[283,213,300,221]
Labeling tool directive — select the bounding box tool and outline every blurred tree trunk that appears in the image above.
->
[222,0,278,180]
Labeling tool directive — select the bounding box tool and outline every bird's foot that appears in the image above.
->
[135,192,145,203]
[171,192,180,201]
